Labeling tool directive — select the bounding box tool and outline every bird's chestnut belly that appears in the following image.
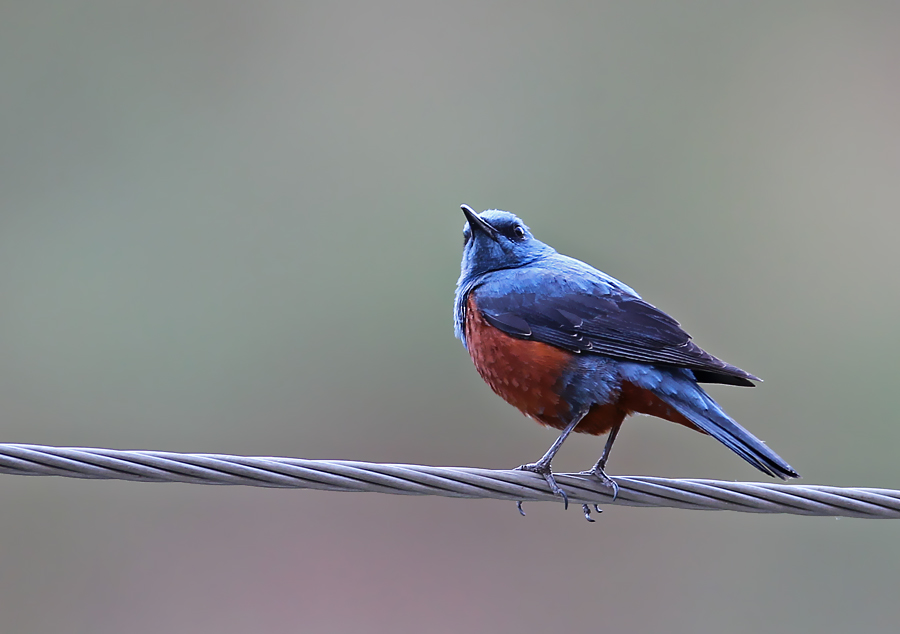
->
[464,296,575,427]
[464,296,695,436]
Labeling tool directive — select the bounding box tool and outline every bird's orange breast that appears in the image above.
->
[465,295,574,426]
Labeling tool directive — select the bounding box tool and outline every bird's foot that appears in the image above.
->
[516,461,569,509]
[579,466,619,501]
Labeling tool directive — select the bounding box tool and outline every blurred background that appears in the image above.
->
[1,2,898,632]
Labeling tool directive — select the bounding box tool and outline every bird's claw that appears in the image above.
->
[581,503,600,522]
[516,462,569,509]
[516,501,526,516]
[580,466,620,501]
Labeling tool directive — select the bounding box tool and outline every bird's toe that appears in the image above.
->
[580,466,620,501]
[516,462,569,508]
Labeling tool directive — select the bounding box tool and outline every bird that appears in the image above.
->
[454,205,798,519]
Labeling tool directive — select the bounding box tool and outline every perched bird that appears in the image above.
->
[454,205,798,518]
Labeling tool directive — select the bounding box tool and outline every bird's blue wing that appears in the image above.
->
[471,265,759,386]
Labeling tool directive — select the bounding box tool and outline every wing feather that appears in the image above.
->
[471,272,758,386]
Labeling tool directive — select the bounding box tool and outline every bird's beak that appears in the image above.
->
[461,204,500,241]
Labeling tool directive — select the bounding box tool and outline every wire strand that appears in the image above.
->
[0,443,896,518]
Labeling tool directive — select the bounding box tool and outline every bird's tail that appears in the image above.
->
[653,377,799,480]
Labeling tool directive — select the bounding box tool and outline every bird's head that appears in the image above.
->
[458,205,554,280]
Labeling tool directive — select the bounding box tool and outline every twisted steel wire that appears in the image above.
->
[0,443,897,518]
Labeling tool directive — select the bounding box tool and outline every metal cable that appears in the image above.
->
[0,443,897,518]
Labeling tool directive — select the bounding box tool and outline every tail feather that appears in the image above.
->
[654,382,799,480]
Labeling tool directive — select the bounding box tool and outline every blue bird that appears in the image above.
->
[454,205,798,518]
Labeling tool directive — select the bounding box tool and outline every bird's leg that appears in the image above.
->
[581,420,622,500]
[515,409,587,510]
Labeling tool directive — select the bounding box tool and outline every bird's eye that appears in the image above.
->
[463,230,471,246]
[513,225,526,240]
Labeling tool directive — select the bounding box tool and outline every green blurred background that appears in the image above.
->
[1,2,898,632]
